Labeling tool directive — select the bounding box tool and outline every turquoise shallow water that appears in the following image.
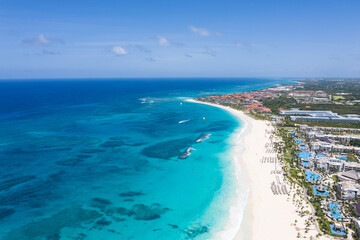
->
[0,79,288,239]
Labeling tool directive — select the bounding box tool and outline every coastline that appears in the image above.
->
[187,99,314,240]
[187,98,250,240]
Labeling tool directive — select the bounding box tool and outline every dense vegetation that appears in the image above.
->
[350,139,360,147]
[294,103,360,115]
[262,97,360,115]
[293,120,360,129]
[262,96,297,114]
[298,79,360,100]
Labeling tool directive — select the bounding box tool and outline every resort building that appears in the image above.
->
[306,131,360,143]
[315,158,343,171]
[310,126,360,134]
[338,170,360,182]
[343,162,360,172]
[279,110,360,122]
[353,218,360,236]
[288,90,328,98]
[337,181,360,200]
[353,204,360,217]
[310,141,360,153]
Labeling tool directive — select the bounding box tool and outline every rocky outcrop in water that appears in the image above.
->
[0,175,36,191]
[119,191,144,197]
[3,206,102,240]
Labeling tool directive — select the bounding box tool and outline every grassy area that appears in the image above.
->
[284,151,293,164]
[349,154,358,162]
[332,175,338,182]
[310,198,325,217]
[290,168,303,180]
[333,95,346,101]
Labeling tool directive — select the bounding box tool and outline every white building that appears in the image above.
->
[310,141,360,153]
[315,158,343,171]
[279,110,360,122]
[306,131,360,142]
[353,218,360,235]
[344,162,360,172]
[338,170,360,182]
[337,181,360,200]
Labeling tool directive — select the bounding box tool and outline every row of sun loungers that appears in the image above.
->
[265,137,289,196]
[260,156,277,163]
[265,142,275,148]
[266,148,277,154]
[271,181,289,195]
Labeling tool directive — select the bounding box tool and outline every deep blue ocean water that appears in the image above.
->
[0,78,288,240]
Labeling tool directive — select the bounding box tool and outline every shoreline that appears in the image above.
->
[187,99,316,240]
[187,99,251,240]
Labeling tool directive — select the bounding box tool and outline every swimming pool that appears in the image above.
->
[337,156,347,161]
[312,185,330,197]
[317,153,326,158]
[330,224,346,236]
[298,151,312,159]
[294,139,304,144]
[329,202,343,220]
[305,171,321,181]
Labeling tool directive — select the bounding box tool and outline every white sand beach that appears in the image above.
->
[188,99,324,240]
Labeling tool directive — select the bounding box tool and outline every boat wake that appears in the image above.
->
[178,119,190,124]
[138,97,155,104]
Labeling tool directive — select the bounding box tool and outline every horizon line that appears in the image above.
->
[0,76,359,81]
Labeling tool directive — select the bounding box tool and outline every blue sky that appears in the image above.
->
[1,0,360,79]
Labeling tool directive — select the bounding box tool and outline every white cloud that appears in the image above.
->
[189,25,211,36]
[157,35,171,46]
[22,34,64,46]
[203,48,216,57]
[38,34,50,45]
[112,46,128,55]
